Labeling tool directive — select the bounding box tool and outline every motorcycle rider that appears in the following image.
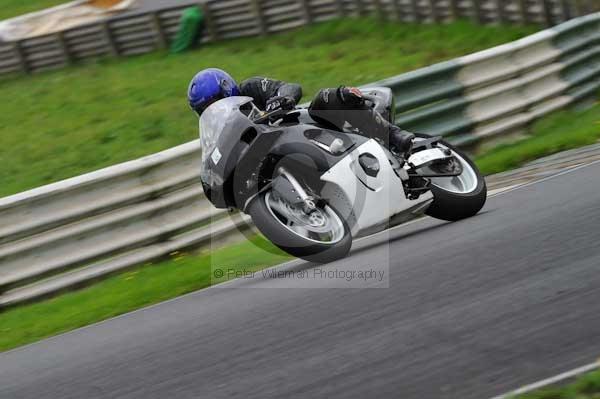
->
[187,68,415,154]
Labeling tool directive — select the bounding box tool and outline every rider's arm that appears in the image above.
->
[276,82,302,105]
[240,77,302,109]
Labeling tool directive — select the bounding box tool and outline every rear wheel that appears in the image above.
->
[247,190,352,263]
[415,134,487,221]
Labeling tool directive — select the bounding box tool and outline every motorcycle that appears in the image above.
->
[199,88,487,263]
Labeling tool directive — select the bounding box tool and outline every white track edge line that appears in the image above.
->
[489,361,600,399]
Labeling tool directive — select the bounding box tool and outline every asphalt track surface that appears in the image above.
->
[1,161,600,399]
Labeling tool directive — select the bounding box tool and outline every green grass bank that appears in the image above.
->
[476,98,600,175]
[516,369,600,399]
[0,235,292,352]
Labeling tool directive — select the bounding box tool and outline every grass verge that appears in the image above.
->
[476,97,600,175]
[516,369,600,399]
[0,18,536,198]
[0,235,291,352]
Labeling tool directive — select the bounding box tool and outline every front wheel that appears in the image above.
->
[415,134,487,221]
[247,191,352,263]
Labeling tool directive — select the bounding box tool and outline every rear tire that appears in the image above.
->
[247,191,352,263]
[415,134,487,221]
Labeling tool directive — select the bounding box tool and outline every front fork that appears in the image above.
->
[273,167,318,214]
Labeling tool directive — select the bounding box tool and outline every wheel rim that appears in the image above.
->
[264,191,346,245]
[415,139,479,194]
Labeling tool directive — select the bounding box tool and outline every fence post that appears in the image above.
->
[496,0,508,23]
[13,41,29,74]
[250,0,267,36]
[427,0,440,22]
[389,0,401,20]
[150,12,167,49]
[355,0,366,17]
[410,0,421,22]
[373,0,385,19]
[517,0,529,24]
[472,0,485,24]
[200,1,218,42]
[572,0,583,15]
[541,0,554,26]
[55,31,72,64]
[448,0,460,21]
[559,0,571,21]
[334,0,346,16]
[102,21,119,56]
[298,0,312,24]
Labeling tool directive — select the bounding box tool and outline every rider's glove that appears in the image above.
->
[265,96,296,113]
[338,86,365,106]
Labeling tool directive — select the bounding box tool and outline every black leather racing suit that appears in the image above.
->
[240,77,303,110]
[240,78,413,153]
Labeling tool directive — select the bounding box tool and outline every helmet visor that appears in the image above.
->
[193,93,225,116]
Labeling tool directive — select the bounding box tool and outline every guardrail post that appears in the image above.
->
[150,12,167,49]
[200,1,219,42]
[250,0,267,36]
[13,40,29,74]
[102,21,119,56]
[55,31,73,65]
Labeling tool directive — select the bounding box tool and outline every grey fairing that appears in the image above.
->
[200,99,371,210]
[201,106,265,209]
[232,125,370,211]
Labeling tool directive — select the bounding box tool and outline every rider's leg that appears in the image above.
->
[308,87,414,154]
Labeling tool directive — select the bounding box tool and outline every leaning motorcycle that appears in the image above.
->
[199,88,486,263]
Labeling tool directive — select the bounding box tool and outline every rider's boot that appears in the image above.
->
[389,125,415,156]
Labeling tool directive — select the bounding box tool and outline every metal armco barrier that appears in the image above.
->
[0,0,599,77]
[0,13,599,308]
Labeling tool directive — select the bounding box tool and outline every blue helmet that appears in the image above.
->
[188,68,240,116]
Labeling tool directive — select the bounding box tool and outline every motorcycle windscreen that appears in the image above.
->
[199,96,254,185]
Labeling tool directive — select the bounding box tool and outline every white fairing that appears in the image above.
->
[320,139,432,237]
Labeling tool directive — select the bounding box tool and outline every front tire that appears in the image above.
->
[247,191,352,263]
[415,134,487,221]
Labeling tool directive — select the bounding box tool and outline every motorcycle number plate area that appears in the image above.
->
[211,147,222,165]
[408,148,449,168]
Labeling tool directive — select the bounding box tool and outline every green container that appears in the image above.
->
[170,6,204,54]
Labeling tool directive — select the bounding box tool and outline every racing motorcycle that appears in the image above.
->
[199,88,487,263]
